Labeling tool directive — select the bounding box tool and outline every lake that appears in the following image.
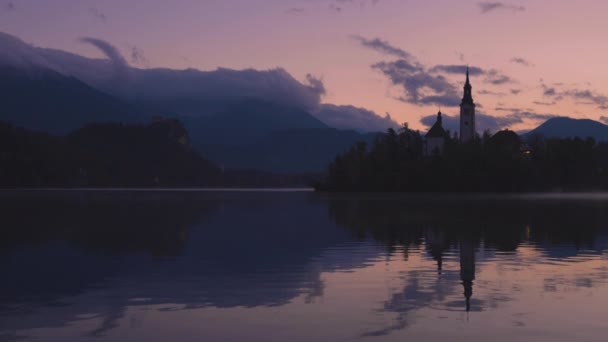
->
[1,190,607,341]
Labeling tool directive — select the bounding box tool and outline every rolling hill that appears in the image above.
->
[525,117,608,142]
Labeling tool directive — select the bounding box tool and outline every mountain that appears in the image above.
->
[0,31,398,174]
[0,65,143,134]
[199,128,378,173]
[526,117,608,142]
[0,62,373,173]
[184,99,328,146]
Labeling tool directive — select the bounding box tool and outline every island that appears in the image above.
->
[315,70,608,192]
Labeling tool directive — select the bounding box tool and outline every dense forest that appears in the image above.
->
[0,119,317,188]
[316,125,608,192]
[6,116,608,191]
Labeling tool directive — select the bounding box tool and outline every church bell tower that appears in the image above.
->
[459,68,476,142]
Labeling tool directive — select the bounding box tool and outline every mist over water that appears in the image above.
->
[1,191,607,342]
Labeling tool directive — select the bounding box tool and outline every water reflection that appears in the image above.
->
[1,191,608,341]
[326,195,608,338]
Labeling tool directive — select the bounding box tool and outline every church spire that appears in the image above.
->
[459,67,476,142]
[461,67,474,105]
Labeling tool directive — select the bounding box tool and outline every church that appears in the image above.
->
[424,68,476,156]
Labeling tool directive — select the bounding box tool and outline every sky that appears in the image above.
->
[2,0,608,131]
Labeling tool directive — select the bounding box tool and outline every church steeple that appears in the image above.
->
[461,67,474,105]
[459,67,476,142]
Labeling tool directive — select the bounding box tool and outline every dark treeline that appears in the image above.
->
[327,196,608,253]
[0,119,318,188]
[316,125,608,192]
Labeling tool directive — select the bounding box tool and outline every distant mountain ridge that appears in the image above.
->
[0,31,399,173]
[525,117,608,142]
[184,99,328,146]
[0,61,376,173]
[199,128,378,173]
[0,65,144,134]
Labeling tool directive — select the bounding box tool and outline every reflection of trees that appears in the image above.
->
[0,191,379,339]
[0,191,217,256]
[2,193,608,339]
[327,195,608,336]
[327,195,608,256]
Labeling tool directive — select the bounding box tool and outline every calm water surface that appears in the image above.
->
[1,190,608,341]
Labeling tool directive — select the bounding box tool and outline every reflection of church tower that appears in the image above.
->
[426,228,449,274]
[459,68,476,142]
[459,238,476,312]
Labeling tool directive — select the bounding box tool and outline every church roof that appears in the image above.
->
[426,111,448,138]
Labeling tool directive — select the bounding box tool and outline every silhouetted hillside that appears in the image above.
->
[0,120,322,188]
[199,128,378,173]
[526,117,608,142]
[0,63,380,173]
[184,99,328,146]
[0,119,220,187]
[0,65,143,134]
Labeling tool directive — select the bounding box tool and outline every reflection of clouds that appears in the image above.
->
[363,268,461,336]
[4,194,608,340]
[86,306,123,337]
[0,192,384,340]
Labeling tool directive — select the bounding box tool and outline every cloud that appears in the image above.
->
[351,35,410,59]
[510,89,521,95]
[331,0,380,12]
[373,59,460,106]
[4,1,14,11]
[533,101,556,106]
[79,37,129,81]
[429,65,514,85]
[306,74,326,96]
[1,32,325,112]
[335,0,380,4]
[421,109,556,133]
[329,4,342,13]
[565,90,608,109]
[352,35,461,107]
[70,38,328,111]
[484,69,514,85]
[89,7,107,22]
[478,2,525,13]
[455,51,465,62]
[542,83,608,110]
[0,31,397,132]
[543,87,556,97]
[478,89,507,96]
[130,46,148,67]
[354,36,516,107]
[290,0,380,15]
[510,57,532,66]
[496,108,557,122]
[0,31,94,70]
[312,104,399,132]
[428,65,484,75]
[285,8,305,15]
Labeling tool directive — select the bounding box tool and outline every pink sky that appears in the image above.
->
[2,0,608,130]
